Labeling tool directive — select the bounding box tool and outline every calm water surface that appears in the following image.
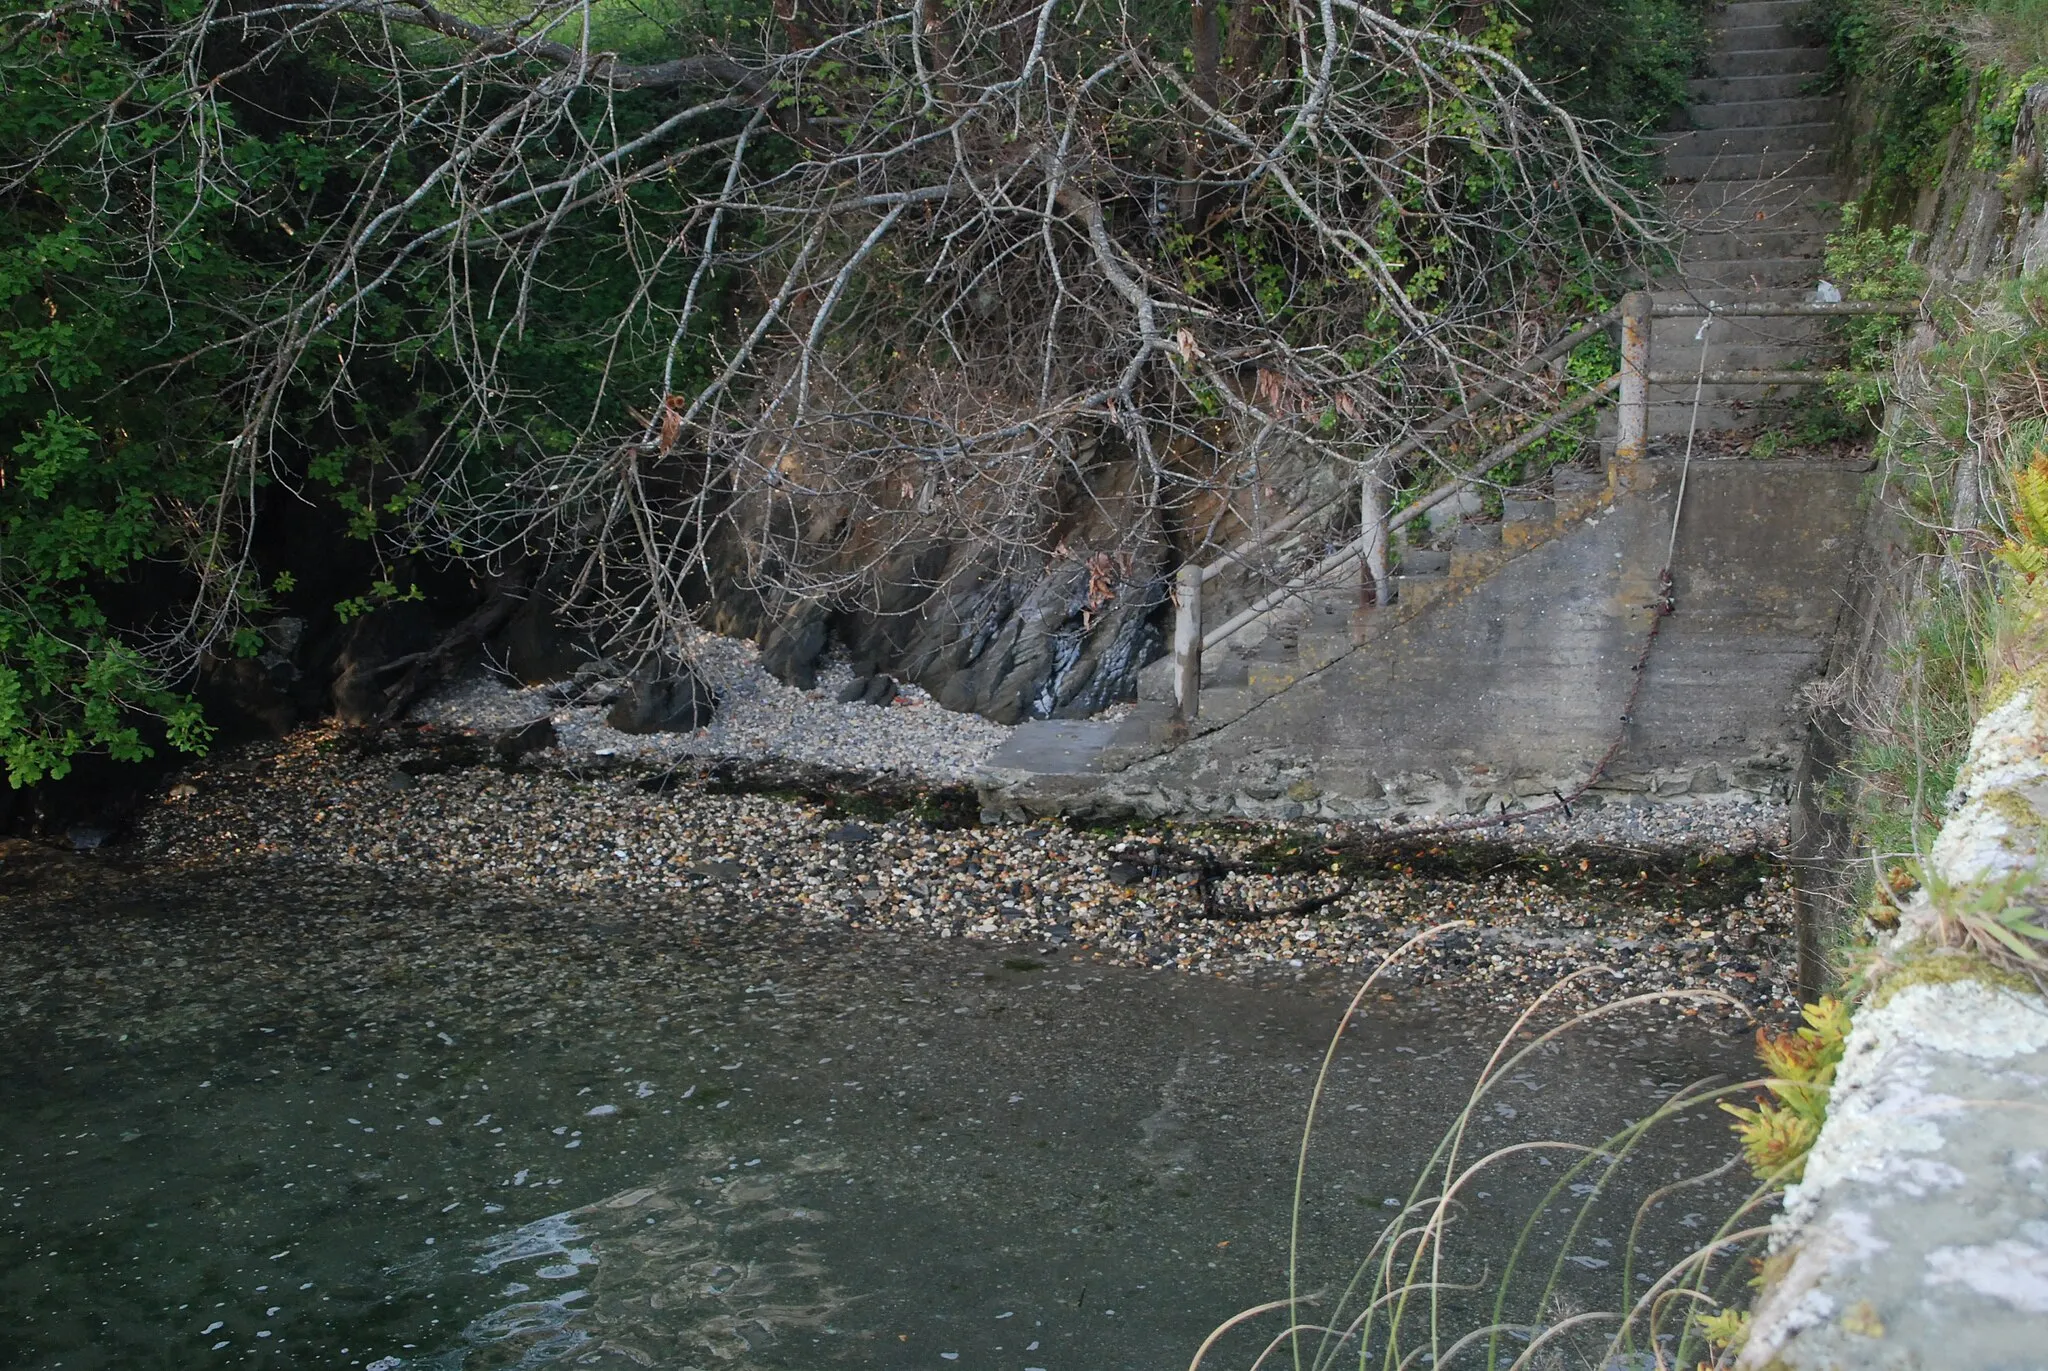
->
[1,856,1757,1370]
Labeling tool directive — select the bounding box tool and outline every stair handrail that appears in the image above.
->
[1166,294,1928,719]
[1193,308,1620,586]
[1200,373,1623,655]
[1167,310,1627,722]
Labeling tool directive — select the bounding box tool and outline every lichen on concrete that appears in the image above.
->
[1737,979,2048,1369]
[1741,624,2048,1370]
[1928,686,2048,885]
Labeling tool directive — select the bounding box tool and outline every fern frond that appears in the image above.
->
[1996,541,2048,579]
[2010,450,2048,549]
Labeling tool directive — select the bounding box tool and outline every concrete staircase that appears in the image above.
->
[1645,0,1841,436]
[980,0,1853,806]
[1119,465,1621,739]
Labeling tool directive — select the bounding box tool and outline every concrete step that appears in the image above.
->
[1717,0,1823,24]
[1669,257,1831,291]
[1665,180,1843,234]
[1712,19,1826,47]
[1678,228,1829,261]
[1690,72,1832,103]
[1189,685,1261,730]
[1710,22,1816,50]
[1598,406,1763,442]
[1704,47,1829,78]
[1689,97,1841,130]
[1664,147,1834,181]
[1645,377,1823,407]
[1643,338,1831,371]
[1297,628,1355,672]
[985,717,1123,775]
[1650,317,1832,354]
[1660,123,1835,159]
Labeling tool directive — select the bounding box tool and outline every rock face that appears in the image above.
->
[494,594,598,685]
[836,674,896,706]
[697,434,1207,724]
[198,616,312,737]
[494,717,558,763]
[605,664,717,734]
[330,602,443,726]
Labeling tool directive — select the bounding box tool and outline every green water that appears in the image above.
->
[1,858,1758,1370]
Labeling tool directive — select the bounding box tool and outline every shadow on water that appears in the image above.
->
[0,860,1759,1370]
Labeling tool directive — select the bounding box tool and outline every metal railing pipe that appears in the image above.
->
[1650,299,1923,318]
[1644,368,1872,384]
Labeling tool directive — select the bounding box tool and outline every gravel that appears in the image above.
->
[412,630,1012,781]
[120,717,1804,1016]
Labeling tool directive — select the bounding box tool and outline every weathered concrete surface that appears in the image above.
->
[994,457,1869,821]
[1737,978,2048,1370]
[1741,671,2048,1369]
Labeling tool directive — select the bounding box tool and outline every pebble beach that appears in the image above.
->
[109,637,1806,1018]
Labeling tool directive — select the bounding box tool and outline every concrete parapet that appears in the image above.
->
[1737,977,2048,1370]
[1741,664,2048,1367]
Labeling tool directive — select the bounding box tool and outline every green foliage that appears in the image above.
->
[0,0,1684,788]
[1514,0,1707,134]
[1824,201,1930,414]
[1695,1306,1751,1357]
[1847,584,1987,860]
[1824,276,2048,980]
[333,580,425,626]
[1817,0,2048,215]
[0,2,727,784]
[1995,446,2048,579]
[1934,870,2048,965]
[1719,996,1852,1184]
[0,18,259,782]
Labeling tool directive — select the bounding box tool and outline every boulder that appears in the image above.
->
[759,610,829,689]
[836,673,896,706]
[605,664,716,734]
[495,595,597,685]
[494,717,558,763]
[330,601,440,725]
[198,615,309,737]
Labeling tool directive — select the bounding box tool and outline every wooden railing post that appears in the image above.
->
[1616,290,1652,463]
[1173,562,1202,721]
[1359,466,1391,607]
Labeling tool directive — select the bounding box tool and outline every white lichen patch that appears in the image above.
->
[1777,981,2048,1230]
[1923,1236,2048,1313]
[1930,688,2048,884]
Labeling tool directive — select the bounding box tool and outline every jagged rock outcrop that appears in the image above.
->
[696,436,1186,724]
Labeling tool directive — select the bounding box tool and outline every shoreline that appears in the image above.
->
[69,717,1808,1016]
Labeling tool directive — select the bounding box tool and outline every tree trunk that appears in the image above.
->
[1223,0,1273,104]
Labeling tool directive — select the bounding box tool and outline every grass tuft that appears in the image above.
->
[1193,930,1801,1371]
